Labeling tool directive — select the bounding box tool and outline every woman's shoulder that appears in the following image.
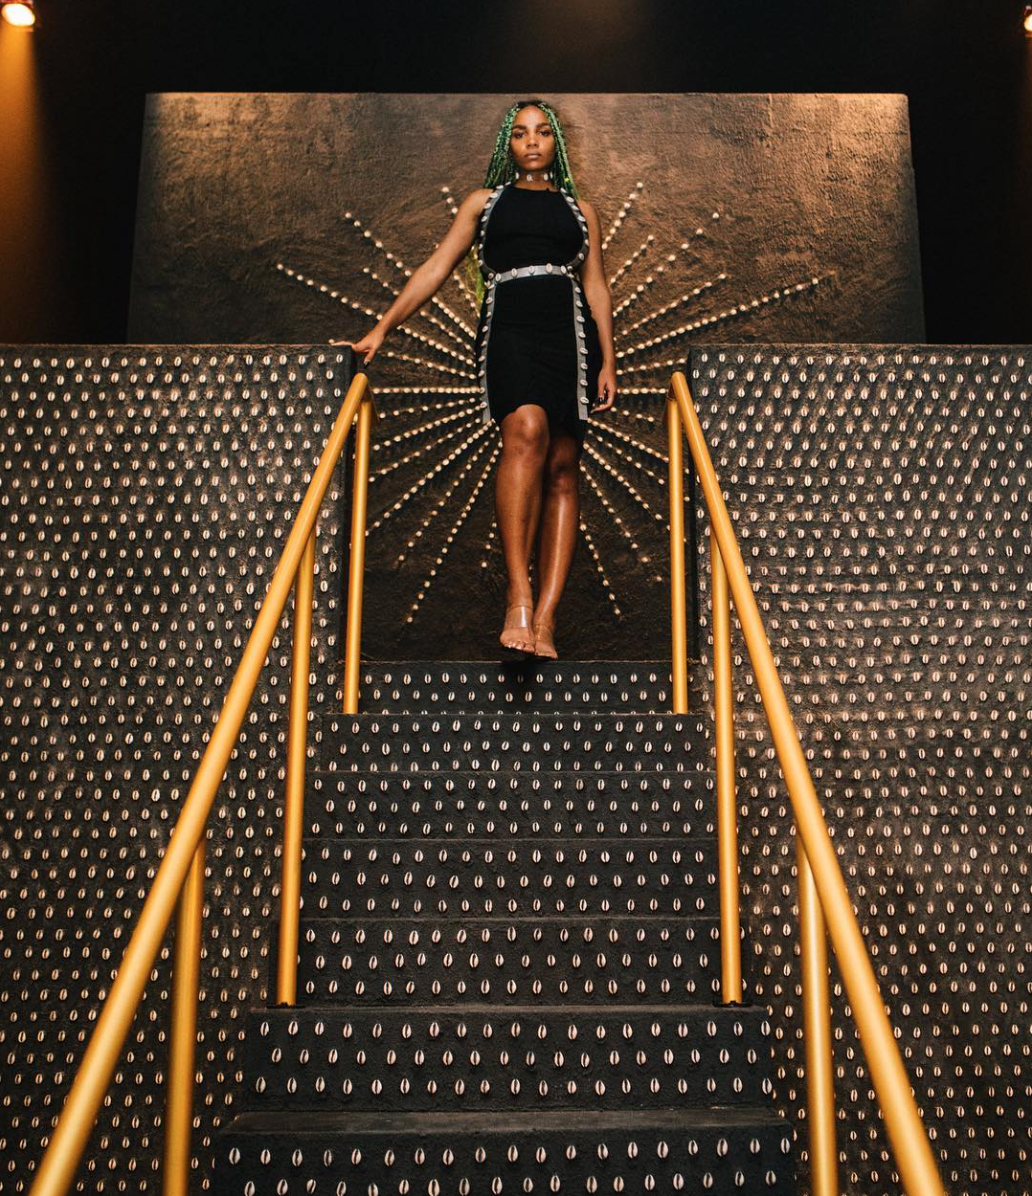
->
[461,187,501,217]
[572,194,596,218]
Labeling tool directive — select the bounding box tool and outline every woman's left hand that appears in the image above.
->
[592,363,618,413]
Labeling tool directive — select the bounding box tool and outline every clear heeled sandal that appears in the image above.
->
[499,602,536,658]
[532,620,558,660]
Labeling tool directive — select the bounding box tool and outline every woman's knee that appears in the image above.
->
[545,441,580,494]
[502,407,550,460]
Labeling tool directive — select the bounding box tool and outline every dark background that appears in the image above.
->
[5,0,1032,343]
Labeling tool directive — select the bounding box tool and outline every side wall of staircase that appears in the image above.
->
[0,347,354,1190]
[690,345,1031,1194]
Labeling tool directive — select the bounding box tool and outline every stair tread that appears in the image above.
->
[256,1002,759,1015]
[302,836,716,844]
[362,659,675,666]
[320,713,707,724]
[297,913,721,923]
[225,1106,788,1133]
[310,770,712,780]
[309,768,713,780]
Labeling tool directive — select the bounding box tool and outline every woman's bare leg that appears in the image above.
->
[495,404,550,650]
[532,432,581,655]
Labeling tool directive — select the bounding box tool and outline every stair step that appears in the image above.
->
[316,714,709,773]
[219,658,785,1193]
[215,1108,796,1194]
[293,915,722,1005]
[359,659,681,713]
[241,1005,775,1113]
[300,838,718,917]
[307,770,715,839]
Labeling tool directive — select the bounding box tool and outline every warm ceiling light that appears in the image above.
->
[1,1,36,27]
[1025,5,1032,35]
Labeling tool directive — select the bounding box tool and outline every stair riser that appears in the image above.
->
[242,1009,775,1113]
[358,661,679,715]
[307,772,715,839]
[215,1122,796,1194]
[300,839,719,918]
[317,716,708,773]
[295,917,723,1005]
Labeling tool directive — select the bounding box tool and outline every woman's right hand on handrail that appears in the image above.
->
[329,327,384,365]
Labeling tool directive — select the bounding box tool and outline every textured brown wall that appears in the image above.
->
[125,94,924,660]
[128,92,925,345]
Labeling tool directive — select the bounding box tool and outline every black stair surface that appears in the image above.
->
[307,770,716,839]
[213,661,795,1194]
[313,713,710,773]
[357,660,679,713]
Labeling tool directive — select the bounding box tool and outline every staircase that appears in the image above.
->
[214,661,795,1194]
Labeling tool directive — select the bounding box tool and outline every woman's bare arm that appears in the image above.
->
[335,189,492,362]
[576,197,618,411]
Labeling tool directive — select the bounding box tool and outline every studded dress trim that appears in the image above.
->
[475,184,594,426]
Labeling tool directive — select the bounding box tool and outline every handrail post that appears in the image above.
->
[666,394,689,714]
[342,393,374,715]
[711,531,743,1004]
[277,527,317,1005]
[161,838,205,1196]
[798,836,840,1196]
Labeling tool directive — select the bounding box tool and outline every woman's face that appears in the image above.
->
[509,106,556,172]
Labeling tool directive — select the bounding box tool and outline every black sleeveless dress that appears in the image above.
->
[473,182,604,442]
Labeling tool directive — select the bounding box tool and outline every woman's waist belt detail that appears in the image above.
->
[477,260,592,426]
[487,263,580,285]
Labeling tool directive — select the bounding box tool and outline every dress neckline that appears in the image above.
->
[509,183,561,194]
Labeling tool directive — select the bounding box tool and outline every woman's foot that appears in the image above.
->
[499,602,536,656]
[532,616,558,659]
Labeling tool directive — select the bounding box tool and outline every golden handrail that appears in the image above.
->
[709,529,743,1005]
[277,530,318,1008]
[666,370,946,1196]
[30,368,377,1196]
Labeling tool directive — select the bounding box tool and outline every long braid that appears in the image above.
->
[463,99,579,310]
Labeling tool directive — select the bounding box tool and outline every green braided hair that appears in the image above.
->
[463,98,580,310]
